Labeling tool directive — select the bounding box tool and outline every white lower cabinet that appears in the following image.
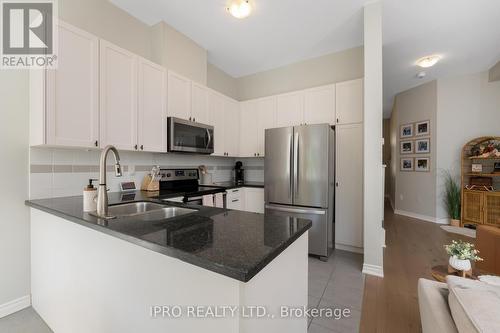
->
[335,123,363,250]
[226,188,243,210]
[226,188,265,213]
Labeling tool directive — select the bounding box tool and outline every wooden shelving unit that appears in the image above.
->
[461,137,500,227]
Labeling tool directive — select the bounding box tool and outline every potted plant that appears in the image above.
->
[444,240,483,274]
[443,171,461,227]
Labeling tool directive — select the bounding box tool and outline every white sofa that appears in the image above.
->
[418,276,500,333]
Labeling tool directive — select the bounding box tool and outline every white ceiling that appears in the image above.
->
[110,0,500,117]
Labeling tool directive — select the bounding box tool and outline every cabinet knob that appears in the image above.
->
[193,118,196,122]
[94,140,98,147]
[140,145,144,150]
[189,117,192,121]
[336,118,339,123]
[336,182,339,187]
[134,144,138,150]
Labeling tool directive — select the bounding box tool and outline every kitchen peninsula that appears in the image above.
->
[26,192,310,333]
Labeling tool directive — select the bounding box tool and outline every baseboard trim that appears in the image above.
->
[394,209,447,224]
[335,243,364,254]
[0,295,31,318]
[362,264,384,278]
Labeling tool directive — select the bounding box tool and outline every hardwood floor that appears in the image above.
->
[359,203,473,333]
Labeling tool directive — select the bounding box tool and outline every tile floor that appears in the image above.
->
[308,250,364,333]
[0,250,363,333]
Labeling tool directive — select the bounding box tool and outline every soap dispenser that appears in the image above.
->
[83,179,98,212]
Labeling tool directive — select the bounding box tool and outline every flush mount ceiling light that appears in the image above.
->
[416,55,442,68]
[227,0,252,19]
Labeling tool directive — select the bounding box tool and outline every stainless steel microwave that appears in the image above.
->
[167,117,214,154]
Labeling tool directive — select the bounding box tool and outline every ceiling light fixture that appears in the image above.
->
[227,0,252,19]
[416,55,441,68]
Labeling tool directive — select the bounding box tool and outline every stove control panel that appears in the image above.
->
[159,168,199,182]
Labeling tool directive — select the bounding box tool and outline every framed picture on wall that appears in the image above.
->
[415,157,430,172]
[415,120,430,136]
[416,138,430,153]
[400,158,414,171]
[400,123,414,138]
[400,140,414,154]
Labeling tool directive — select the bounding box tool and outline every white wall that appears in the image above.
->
[30,148,237,199]
[391,81,437,220]
[436,71,500,220]
[0,71,31,314]
[362,1,384,278]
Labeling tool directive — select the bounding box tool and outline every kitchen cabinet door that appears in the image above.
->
[335,123,363,249]
[167,71,191,120]
[100,40,138,151]
[45,22,99,148]
[209,91,226,156]
[256,97,276,156]
[336,79,363,125]
[191,82,210,124]
[224,98,240,157]
[138,58,166,153]
[304,85,335,125]
[276,92,304,128]
[244,188,265,214]
[239,101,259,157]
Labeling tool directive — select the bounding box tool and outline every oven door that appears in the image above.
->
[168,117,214,154]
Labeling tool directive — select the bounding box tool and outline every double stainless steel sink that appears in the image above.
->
[105,202,196,220]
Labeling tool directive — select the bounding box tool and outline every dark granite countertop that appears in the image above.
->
[210,181,265,189]
[25,191,310,282]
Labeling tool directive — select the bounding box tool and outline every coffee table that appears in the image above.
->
[431,265,488,282]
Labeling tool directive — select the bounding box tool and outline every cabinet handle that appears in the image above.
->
[336,118,339,123]
[140,145,144,150]
[232,199,239,203]
[94,140,98,147]
[336,182,339,187]
[189,117,192,121]
[134,144,138,150]
[193,118,196,122]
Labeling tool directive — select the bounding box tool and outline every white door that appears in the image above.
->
[335,123,363,248]
[224,98,240,157]
[276,92,304,127]
[45,22,99,148]
[239,101,259,157]
[138,58,166,153]
[304,85,335,125]
[335,79,363,125]
[209,91,226,156]
[244,188,265,213]
[100,40,138,150]
[191,83,210,124]
[167,71,191,120]
[256,97,276,157]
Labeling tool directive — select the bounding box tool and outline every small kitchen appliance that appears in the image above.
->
[234,161,244,186]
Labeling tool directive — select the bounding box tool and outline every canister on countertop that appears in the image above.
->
[83,179,97,212]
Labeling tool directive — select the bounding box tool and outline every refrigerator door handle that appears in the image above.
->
[289,133,293,199]
[293,132,299,197]
[265,204,326,215]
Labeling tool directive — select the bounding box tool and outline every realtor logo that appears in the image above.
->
[1,0,57,68]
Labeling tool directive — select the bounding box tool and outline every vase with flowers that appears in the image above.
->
[444,240,483,276]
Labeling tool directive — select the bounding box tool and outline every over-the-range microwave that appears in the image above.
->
[167,117,214,154]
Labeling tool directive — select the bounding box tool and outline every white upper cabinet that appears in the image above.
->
[239,101,259,157]
[138,58,166,153]
[256,97,276,156]
[276,92,304,127]
[209,91,226,156]
[191,82,210,124]
[224,98,240,157]
[167,71,191,120]
[335,78,363,125]
[304,85,335,125]
[99,40,138,151]
[43,22,99,148]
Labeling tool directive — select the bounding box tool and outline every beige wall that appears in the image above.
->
[489,61,500,82]
[383,119,391,197]
[236,47,364,101]
[0,71,30,307]
[207,63,239,100]
[390,81,437,220]
[151,22,208,85]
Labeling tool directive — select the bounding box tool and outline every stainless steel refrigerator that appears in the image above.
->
[265,124,335,260]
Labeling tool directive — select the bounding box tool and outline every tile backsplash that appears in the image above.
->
[30,147,265,199]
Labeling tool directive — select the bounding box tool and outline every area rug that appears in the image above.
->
[440,225,476,238]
